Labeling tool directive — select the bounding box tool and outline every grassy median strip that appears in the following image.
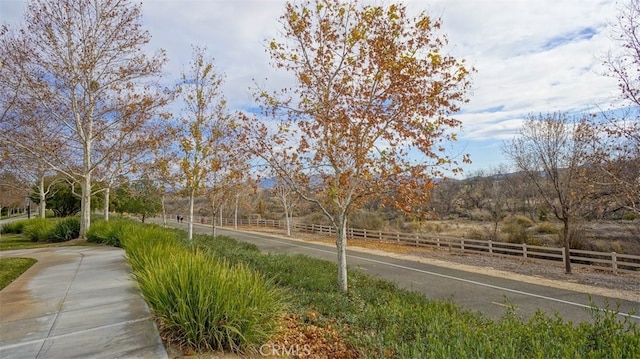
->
[0,257,37,290]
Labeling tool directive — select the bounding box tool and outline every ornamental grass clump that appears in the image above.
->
[87,219,139,247]
[0,219,30,234]
[49,217,80,242]
[23,218,56,242]
[121,224,284,354]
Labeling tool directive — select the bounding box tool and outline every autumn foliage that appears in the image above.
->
[243,0,474,291]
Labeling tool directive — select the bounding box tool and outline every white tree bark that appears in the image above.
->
[336,212,348,292]
[103,187,110,221]
[188,188,195,241]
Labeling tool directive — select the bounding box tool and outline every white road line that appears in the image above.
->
[247,233,640,321]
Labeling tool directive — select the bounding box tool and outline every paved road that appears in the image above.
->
[172,221,640,324]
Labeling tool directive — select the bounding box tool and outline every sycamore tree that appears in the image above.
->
[598,0,640,215]
[505,113,597,274]
[0,0,168,238]
[0,31,67,219]
[273,180,300,237]
[242,0,473,291]
[205,156,249,237]
[174,46,235,241]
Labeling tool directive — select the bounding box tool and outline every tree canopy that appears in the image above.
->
[243,0,474,291]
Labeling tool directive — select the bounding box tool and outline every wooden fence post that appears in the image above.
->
[488,240,493,254]
[523,243,528,259]
[612,252,617,273]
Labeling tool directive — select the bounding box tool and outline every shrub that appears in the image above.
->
[466,227,490,241]
[538,207,549,221]
[535,222,558,234]
[1,219,30,234]
[49,217,80,242]
[349,211,385,231]
[423,222,445,233]
[23,218,56,242]
[558,224,595,251]
[502,216,533,244]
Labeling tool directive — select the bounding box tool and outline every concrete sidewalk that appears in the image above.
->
[0,246,168,359]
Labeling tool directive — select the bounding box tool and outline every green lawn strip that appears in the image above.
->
[0,257,37,290]
[193,233,640,358]
[0,233,54,251]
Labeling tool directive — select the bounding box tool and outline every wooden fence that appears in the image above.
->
[205,217,640,274]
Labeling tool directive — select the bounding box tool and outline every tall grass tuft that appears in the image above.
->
[49,217,80,242]
[1,219,30,234]
[135,252,283,352]
[119,223,284,353]
[87,219,138,247]
[23,218,56,242]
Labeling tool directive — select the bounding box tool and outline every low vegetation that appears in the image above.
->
[1,217,80,243]
[92,219,284,354]
[0,257,37,290]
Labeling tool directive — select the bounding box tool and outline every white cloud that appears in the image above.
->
[0,0,627,171]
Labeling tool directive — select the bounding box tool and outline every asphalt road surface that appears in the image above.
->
[168,220,640,325]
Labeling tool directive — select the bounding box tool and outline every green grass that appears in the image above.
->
[0,257,37,290]
[0,233,59,250]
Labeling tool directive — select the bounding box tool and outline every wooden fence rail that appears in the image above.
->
[201,217,640,274]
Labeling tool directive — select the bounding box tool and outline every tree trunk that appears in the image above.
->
[336,213,348,292]
[79,174,91,239]
[283,200,291,236]
[188,189,195,241]
[562,219,572,274]
[161,193,167,227]
[234,194,239,229]
[38,175,46,218]
[103,187,110,221]
[210,199,217,237]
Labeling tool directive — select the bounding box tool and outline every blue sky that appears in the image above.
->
[0,0,624,177]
